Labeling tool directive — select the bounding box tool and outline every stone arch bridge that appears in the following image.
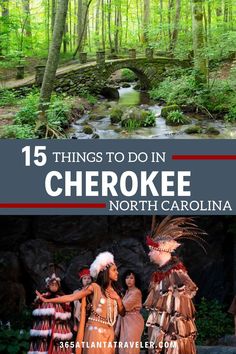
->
[4,57,191,95]
[53,57,190,95]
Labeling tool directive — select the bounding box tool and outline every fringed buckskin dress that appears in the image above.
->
[83,283,118,354]
[144,257,198,354]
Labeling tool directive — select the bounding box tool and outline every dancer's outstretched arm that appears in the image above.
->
[36,286,93,303]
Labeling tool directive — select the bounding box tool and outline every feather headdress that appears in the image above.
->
[146,216,207,253]
[43,263,64,287]
[45,272,61,286]
[90,252,114,279]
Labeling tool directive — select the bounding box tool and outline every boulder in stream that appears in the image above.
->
[185,125,203,134]
[83,125,94,134]
[89,113,105,121]
[133,83,141,90]
[205,126,220,135]
[110,106,124,124]
[121,108,156,128]
[122,83,131,88]
[166,110,190,126]
[92,133,100,139]
[161,104,180,118]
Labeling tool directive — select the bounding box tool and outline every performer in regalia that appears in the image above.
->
[144,216,207,354]
[73,267,92,332]
[36,252,125,354]
[28,272,73,354]
[115,270,144,354]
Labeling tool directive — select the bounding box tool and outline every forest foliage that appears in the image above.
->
[1,0,236,138]
[0,0,235,63]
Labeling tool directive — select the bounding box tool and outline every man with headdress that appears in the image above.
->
[144,216,206,354]
[28,271,73,354]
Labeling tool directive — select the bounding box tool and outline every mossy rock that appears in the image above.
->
[166,111,190,126]
[133,83,141,90]
[205,126,220,135]
[185,125,203,134]
[83,125,93,134]
[121,108,149,127]
[89,113,105,121]
[122,83,131,88]
[114,127,123,133]
[92,133,100,139]
[161,104,180,118]
[110,107,124,124]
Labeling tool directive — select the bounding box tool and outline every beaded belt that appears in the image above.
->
[87,316,110,326]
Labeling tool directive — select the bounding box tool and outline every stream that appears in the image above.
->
[70,85,236,139]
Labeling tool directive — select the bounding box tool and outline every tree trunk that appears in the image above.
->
[95,0,100,48]
[207,0,211,40]
[192,0,207,83]
[143,0,150,43]
[114,2,121,53]
[215,0,222,27]
[169,0,181,52]
[22,0,32,40]
[224,0,229,23]
[159,0,163,40]
[0,0,9,54]
[77,0,83,44]
[51,0,57,33]
[125,0,129,45]
[203,3,208,45]
[107,0,112,51]
[229,0,234,31]
[68,0,73,51]
[168,0,174,45]
[101,0,105,50]
[72,0,92,58]
[119,3,122,49]
[73,0,77,47]
[39,0,69,112]
[136,0,141,42]
[63,21,68,53]
[45,0,50,49]
[228,0,233,30]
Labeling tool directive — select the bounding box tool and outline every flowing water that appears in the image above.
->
[70,85,236,139]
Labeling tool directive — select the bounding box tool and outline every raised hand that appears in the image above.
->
[36,290,49,303]
[106,288,120,301]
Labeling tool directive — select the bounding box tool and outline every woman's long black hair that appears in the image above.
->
[96,266,122,297]
[122,269,141,291]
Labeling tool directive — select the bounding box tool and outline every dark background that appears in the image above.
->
[0,215,235,321]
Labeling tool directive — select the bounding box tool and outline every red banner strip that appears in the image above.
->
[172,155,236,160]
[0,203,106,209]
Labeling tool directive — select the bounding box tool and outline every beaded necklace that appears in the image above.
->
[88,289,118,327]
[106,293,118,327]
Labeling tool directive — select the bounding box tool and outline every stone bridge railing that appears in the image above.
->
[7,49,191,95]
[50,56,191,95]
